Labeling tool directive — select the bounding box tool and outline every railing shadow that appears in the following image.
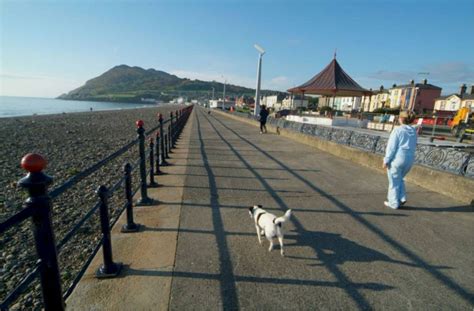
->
[199,110,386,309]
[208,110,474,305]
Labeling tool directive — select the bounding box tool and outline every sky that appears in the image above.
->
[1,0,473,98]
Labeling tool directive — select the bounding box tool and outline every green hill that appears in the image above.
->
[58,65,282,103]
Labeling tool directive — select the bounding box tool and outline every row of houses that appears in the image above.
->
[215,81,474,115]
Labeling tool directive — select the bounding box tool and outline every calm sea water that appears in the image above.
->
[0,96,158,118]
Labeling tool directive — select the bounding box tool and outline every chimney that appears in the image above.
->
[423,79,428,85]
[459,84,467,95]
[410,79,415,85]
[380,85,384,91]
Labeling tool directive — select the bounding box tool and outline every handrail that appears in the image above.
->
[0,106,194,310]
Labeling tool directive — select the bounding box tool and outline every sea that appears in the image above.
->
[0,96,159,118]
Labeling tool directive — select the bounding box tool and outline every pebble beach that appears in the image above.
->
[0,105,184,309]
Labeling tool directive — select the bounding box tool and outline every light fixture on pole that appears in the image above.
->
[254,44,265,116]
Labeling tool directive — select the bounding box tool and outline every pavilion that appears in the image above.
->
[288,56,371,110]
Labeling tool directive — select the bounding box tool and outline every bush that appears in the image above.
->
[319,106,333,114]
[372,107,400,115]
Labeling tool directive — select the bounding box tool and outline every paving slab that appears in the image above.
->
[169,107,473,310]
[67,107,473,310]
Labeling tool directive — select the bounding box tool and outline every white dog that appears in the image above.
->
[248,205,292,256]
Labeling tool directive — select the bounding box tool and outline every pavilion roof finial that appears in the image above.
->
[333,48,337,60]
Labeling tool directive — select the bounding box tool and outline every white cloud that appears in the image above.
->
[264,76,290,91]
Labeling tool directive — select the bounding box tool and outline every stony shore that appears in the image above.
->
[0,105,183,310]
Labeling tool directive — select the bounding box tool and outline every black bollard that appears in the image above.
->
[96,185,122,278]
[164,133,169,159]
[148,138,158,187]
[168,123,173,153]
[18,154,65,311]
[136,120,152,205]
[158,113,168,166]
[155,131,162,175]
[121,163,140,233]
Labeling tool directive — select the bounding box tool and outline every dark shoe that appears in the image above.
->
[400,200,407,206]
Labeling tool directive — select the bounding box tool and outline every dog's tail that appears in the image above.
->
[274,209,292,225]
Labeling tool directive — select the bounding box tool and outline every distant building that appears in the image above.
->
[261,94,286,110]
[388,79,441,113]
[281,95,308,110]
[434,84,474,113]
[361,86,390,112]
[319,96,361,111]
[209,99,235,109]
[235,96,254,108]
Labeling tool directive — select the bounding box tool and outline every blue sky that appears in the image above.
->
[1,0,473,97]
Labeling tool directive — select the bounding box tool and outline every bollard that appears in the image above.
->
[158,113,168,166]
[169,111,174,148]
[121,163,140,233]
[96,185,122,278]
[136,120,152,205]
[164,133,169,159]
[18,154,65,311]
[155,131,162,175]
[168,124,172,152]
[148,137,158,187]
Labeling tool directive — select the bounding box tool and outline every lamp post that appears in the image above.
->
[254,44,265,116]
[222,76,226,110]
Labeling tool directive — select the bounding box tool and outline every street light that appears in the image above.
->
[222,76,226,110]
[254,44,265,116]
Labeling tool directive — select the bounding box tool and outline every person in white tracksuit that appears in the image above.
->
[383,111,417,209]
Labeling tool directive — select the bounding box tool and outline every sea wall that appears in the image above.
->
[217,110,474,205]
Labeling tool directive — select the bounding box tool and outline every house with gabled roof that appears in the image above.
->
[434,84,474,114]
[388,79,441,113]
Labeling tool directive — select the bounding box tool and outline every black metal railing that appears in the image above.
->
[0,105,193,311]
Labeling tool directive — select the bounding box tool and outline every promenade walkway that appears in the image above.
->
[69,106,474,310]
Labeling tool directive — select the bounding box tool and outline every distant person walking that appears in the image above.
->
[259,105,269,134]
[383,110,417,209]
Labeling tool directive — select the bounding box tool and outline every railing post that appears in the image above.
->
[158,113,168,166]
[95,185,122,278]
[121,163,140,233]
[18,154,65,311]
[148,137,158,187]
[168,112,174,152]
[164,133,169,159]
[155,131,162,175]
[174,109,179,144]
[168,124,172,153]
[136,120,152,205]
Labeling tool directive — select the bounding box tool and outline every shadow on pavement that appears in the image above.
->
[208,111,474,306]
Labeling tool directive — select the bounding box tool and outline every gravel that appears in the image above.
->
[0,104,186,310]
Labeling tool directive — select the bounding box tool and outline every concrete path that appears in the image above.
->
[67,106,473,310]
[169,107,473,310]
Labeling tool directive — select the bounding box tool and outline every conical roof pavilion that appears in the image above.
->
[288,58,371,97]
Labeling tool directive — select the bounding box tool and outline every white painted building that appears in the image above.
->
[209,99,235,109]
[281,97,309,110]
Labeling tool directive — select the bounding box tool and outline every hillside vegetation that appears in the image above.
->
[58,65,281,103]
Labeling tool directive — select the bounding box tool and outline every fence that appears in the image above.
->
[229,111,474,179]
[0,105,193,310]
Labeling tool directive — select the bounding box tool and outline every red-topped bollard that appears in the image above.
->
[136,120,152,205]
[18,154,65,310]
